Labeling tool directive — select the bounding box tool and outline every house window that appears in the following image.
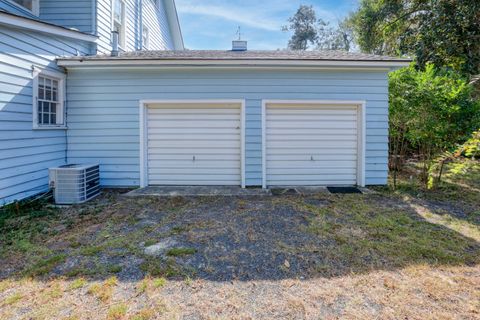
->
[33,68,65,129]
[112,0,126,48]
[142,25,150,49]
[9,0,39,15]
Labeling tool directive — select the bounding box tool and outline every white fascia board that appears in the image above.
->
[0,12,98,42]
[57,59,410,69]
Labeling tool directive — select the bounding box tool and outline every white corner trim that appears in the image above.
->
[139,100,147,187]
[163,0,184,50]
[0,11,97,42]
[261,99,367,188]
[261,100,267,189]
[138,99,246,188]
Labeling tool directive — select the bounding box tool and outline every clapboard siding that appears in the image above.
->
[66,69,390,187]
[96,0,174,54]
[0,25,92,205]
[39,0,93,33]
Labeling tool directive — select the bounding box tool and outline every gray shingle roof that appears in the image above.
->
[61,50,410,62]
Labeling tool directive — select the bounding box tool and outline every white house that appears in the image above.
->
[0,0,409,205]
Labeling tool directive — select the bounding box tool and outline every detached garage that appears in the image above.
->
[57,50,409,189]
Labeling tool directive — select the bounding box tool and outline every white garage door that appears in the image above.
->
[146,103,242,186]
[265,103,360,186]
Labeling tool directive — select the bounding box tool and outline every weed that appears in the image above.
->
[107,303,128,320]
[166,247,196,257]
[69,278,87,290]
[130,308,156,320]
[87,277,117,302]
[80,245,103,256]
[144,239,158,247]
[136,278,149,294]
[140,257,186,278]
[3,293,22,306]
[107,265,122,273]
[23,253,67,277]
[152,277,167,288]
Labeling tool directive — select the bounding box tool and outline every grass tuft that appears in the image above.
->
[166,247,196,257]
[107,303,128,320]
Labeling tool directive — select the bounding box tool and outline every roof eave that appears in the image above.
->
[0,11,98,42]
[57,59,411,69]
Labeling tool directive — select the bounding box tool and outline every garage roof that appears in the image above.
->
[57,50,411,68]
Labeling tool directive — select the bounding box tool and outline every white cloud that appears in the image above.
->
[176,0,290,32]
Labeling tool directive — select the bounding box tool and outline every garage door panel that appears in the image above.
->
[149,167,240,175]
[267,148,357,155]
[267,134,357,141]
[147,104,241,186]
[148,154,240,161]
[149,128,242,135]
[267,114,357,121]
[267,140,357,149]
[267,160,357,168]
[148,140,240,148]
[147,120,240,128]
[267,121,356,129]
[148,114,240,121]
[148,134,240,141]
[267,128,357,135]
[267,179,357,186]
[266,104,359,186]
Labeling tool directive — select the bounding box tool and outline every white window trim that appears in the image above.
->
[139,99,246,188]
[7,0,39,16]
[32,67,67,130]
[111,0,126,50]
[261,100,366,188]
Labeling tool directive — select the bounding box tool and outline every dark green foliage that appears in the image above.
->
[389,63,480,186]
[349,0,480,75]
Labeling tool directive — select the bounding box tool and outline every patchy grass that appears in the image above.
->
[0,164,478,319]
[165,247,196,257]
[68,278,87,290]
[2,293,23,306]
[106,303,128,320]
[87,277,118,303]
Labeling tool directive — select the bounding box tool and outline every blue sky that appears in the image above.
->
[175,0,359,50]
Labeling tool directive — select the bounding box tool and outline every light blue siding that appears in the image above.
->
[66,69,390,187]
[0,25,93,204]
[96,0,174,54]
[39,0,93,33]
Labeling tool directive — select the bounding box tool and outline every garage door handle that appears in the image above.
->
[311,156,314,161]
[193,155,195,161]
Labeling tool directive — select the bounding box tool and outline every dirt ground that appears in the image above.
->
[1,163,479,319]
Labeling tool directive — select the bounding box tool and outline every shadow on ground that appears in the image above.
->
[1,189,479,283]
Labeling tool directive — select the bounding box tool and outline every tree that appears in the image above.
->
[284,5,354,51]
[349,0,480,75]
[389,63,480,187]
[283,5,318,50]
[316,19,354,51]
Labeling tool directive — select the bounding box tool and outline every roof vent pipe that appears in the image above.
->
[111,31,119,57]
[232,26,247,51]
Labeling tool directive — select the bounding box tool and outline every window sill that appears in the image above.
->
[33,126,68,130]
